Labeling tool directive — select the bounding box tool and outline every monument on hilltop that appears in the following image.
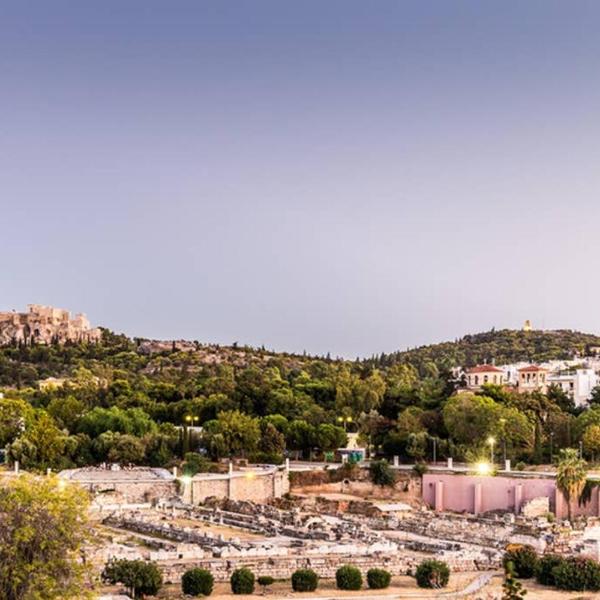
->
[0,304,102,345]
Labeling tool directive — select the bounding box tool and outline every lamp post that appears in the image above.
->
[487,436,496,465]
[549,431,554,464]
[499,418,507,463]
[337,416,353,432]
[185,415,199,454]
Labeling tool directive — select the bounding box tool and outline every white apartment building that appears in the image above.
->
[547,368,598,408]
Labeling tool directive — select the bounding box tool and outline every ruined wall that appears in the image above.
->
[154,552,498,584]
[189,468,289,504]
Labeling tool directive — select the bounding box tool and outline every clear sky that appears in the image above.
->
[2,1,600,358]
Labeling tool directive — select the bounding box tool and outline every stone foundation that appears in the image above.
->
[154,552,498,584]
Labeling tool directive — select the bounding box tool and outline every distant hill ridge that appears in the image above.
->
[367,329,600,370]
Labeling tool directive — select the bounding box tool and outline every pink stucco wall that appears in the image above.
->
[422,473,600,519]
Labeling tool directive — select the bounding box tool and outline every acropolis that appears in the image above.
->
[0,304,102,345]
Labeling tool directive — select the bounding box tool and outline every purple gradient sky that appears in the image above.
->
[2,1,600,357]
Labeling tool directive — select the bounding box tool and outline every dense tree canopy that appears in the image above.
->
[0,328,597,471]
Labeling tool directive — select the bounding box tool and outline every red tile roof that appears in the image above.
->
[466,365,503,374]
[518,365,547,372]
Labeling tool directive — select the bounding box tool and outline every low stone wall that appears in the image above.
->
[156,552,499,584]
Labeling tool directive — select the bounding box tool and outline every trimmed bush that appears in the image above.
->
[230,568,255,595]
[257,576,274,592]
[336,565,363,590]
[182,568,214,597]
[553,556,600,591]
[503,544,538,579]
[415,559,450,589]
[367,568,391,589]
[535,554,564,587]
[369,459,396,486]
[291,569,318,592]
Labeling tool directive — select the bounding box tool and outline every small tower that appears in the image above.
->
[523,320,532,332]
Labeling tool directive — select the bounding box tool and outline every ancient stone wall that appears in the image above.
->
[154,552,498,584]
[188,468,289,504]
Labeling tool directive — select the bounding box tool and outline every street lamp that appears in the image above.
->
[487,436,496,464]
[499,418,507,463]
[336,416,353,431]
[549,431,555,464]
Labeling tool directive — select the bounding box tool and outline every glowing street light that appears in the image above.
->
[336,416,353,431]
[476,462,491,476]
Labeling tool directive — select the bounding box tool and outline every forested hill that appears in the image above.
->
[2,329,600,390]
[366,329,600,370]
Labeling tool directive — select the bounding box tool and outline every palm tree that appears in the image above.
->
[556,448,587,523]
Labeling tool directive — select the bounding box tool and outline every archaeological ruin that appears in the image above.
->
[0,304,102,345]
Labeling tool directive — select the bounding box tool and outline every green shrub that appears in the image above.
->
[102,559,163,599]
[553,556,600,591]
[291,569,318,592]
[369,460,396,486]
[515,461,526,471]
[367,568,391,589]
[230,568,255,595]
[415,559,450,589]
[412,462,428,477]
[535,554,564,587]
[336,565,363,590]
[257,575,274,591]
[503,544,538,579]
[182,568,214,596]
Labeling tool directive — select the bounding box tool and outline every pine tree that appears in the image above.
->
[502,561,527,599]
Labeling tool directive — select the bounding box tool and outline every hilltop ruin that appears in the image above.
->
[0,304,101,345]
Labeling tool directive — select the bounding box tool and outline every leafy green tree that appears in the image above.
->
[47,395,85,432]
[208,410,261,457]
[369,459,396,487]
[583,424,600,461]
[415,559,450,589]
[314,423,347,453]
[442,393,499,446]
[7,412,68,471]
[258,421,286,459]
[286,420,315,458]
[0,397,34,447]
[102,559,162,599]
[107,433,146,464]
[77,406,156,438]
[0,475,91,600]
[556,448,587,522]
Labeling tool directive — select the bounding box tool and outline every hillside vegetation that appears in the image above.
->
[366,329,600,370]
[2,327,600,474]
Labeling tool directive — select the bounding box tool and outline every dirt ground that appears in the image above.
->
[101,572,482,599]
[100,573,600,598]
